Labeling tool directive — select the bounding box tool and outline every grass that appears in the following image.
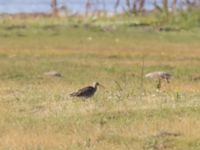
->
[0,17,200,149]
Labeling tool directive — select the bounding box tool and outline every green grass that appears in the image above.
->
[0,17,200,149]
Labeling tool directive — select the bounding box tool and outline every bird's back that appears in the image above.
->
[70,86,96,98]
[145,71,171,80]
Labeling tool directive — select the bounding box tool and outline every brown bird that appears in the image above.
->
[70,82,103,98]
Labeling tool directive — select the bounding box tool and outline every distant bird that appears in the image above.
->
[145,71,172,89]
[145,71,171,82]
[70,82,103,99]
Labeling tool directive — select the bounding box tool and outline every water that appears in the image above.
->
[0,0,179,14]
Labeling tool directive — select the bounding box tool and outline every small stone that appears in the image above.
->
[44,71,62,77]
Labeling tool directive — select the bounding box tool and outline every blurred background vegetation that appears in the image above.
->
[0,0,200,30]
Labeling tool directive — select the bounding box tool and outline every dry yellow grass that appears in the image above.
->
[0,20,200,149]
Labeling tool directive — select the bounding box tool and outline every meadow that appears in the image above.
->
[0,16,200,149]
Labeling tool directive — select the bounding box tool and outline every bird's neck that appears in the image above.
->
[94,85,98,89]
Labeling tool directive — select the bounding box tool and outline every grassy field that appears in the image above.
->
[0,17,200,149]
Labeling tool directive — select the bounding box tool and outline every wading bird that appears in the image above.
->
[145,71,172,89]
[70,82,103,99]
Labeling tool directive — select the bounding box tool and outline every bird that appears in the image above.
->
[145,71,172,89]
[70,82,103,99]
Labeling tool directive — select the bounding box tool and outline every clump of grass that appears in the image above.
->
[152,8,200,30]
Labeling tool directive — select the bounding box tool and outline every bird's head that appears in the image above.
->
[93,82,104,88]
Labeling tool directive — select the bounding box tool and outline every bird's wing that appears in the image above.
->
[70,86,93,97]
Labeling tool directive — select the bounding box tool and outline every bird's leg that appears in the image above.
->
[81,97,87,101]
[157,79,162,89]
[166,78,170,83]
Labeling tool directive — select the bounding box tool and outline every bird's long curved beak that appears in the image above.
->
[99,84,105,89]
